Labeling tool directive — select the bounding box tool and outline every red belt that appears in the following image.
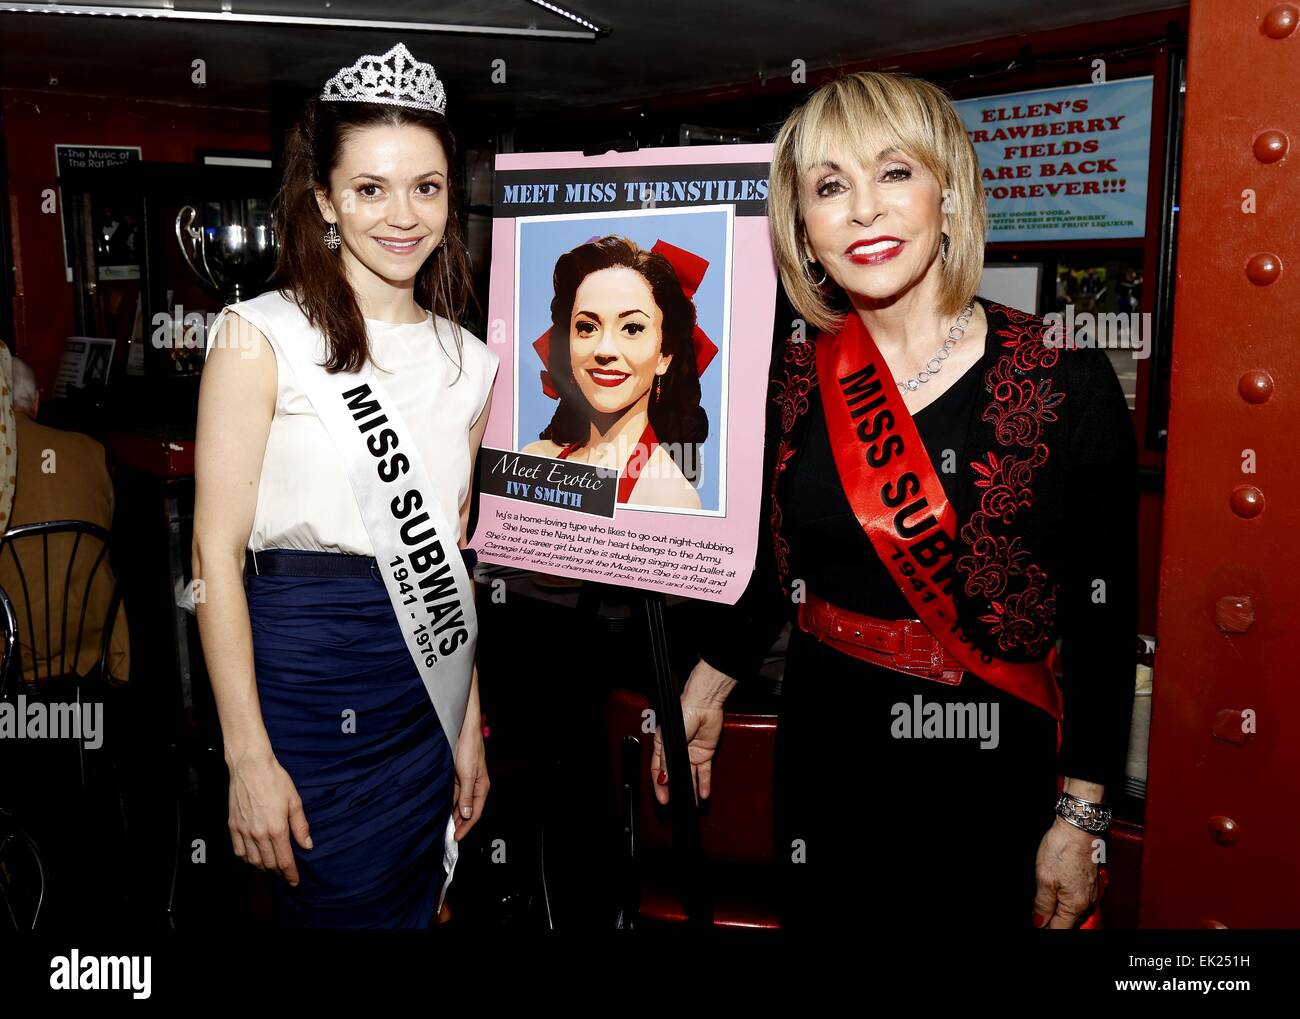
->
[796,592,964,686]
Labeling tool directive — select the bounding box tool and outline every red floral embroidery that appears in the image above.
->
[988,307,1061,373]
[971,446,1049,523]
[956,527,1032,598]
[770,336,818,591]
[982,361,1065,446]
[960,445,1044,589]
[978,566,1058,656]
[955,302,1064,657]
[770,439,796,587]
[773,337,817,433]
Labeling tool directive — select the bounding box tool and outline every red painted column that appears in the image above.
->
[1141,0,1300,927]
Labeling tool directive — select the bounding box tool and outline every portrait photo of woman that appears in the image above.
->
[519,227,725,513]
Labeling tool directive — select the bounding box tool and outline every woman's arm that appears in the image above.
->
[1033,346,1138,928]
[453,386,492,839]
[1056,346,1139,796]
[193,312,312,883]
[692,372,792,686]
[653,332,793,804]
[653,501,787,804]
[652,514,786,805]
[1054,347,1138,831]
[459,388,493,549]
[453,663,486,838]
[693,501,789,682]
[194,312,276,763]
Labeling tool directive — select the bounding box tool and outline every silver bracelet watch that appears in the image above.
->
[1054,792,1112,835]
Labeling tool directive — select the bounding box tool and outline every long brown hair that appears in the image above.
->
[539,236,708,484]
[271,97,477,374]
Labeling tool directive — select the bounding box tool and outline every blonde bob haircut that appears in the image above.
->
[768,71,987,333]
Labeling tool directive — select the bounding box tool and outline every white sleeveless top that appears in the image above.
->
[211,291,499,556]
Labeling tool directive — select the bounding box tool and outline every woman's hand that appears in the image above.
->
[452,711,489,841]
[650,658,736,806]
[227,746,313,887]
[1032,817,1102,928]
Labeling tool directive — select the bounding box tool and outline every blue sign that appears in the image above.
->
[954,77,1153,242]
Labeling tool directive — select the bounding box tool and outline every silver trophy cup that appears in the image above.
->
[175,199,277,306]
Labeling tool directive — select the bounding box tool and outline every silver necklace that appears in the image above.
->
[896,301,976,392]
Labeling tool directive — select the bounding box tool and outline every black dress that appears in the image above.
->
[698,296,1137,930]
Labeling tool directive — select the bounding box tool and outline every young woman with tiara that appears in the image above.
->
[192,43,498,928]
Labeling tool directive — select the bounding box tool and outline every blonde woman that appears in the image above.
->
[657,72,1137,930]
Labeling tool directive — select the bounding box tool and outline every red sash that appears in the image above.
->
[815,312,1062,719]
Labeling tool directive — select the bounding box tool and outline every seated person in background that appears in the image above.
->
[0,351,129,683]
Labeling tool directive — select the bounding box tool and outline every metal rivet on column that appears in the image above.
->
[1214,595,1255,633]
[1238,370,1274,403]
[1246,252,1281,285]
[1229,485,1265,518]
[1253,130,1289,163]
[1208,815,1239,847]
[1262,3,1298,39]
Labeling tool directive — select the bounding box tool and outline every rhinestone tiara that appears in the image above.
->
[320,43,447,114]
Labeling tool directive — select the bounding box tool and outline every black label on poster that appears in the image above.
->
[478,447,619,519]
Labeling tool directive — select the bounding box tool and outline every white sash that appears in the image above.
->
[210,291,477,917]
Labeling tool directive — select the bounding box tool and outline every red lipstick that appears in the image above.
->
[845,236,905,265]
[586,368,631,388]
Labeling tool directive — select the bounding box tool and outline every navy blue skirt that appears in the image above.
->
[244,549,454,928]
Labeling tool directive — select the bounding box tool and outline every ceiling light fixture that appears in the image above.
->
[524,0,603,34]
[0,2,608,38]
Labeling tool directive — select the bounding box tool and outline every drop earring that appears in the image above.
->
[654,377,662,403]
[324,223,341,250]
[801,256,827,286]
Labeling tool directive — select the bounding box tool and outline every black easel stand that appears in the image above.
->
[563,138,710,927]
[577,581,713,929]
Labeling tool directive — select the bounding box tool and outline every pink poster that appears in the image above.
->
[470,143,777,604]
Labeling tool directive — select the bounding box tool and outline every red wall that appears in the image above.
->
[1141,0,1300,928]
[2,88,269,397]
[1138,489,1162,635]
